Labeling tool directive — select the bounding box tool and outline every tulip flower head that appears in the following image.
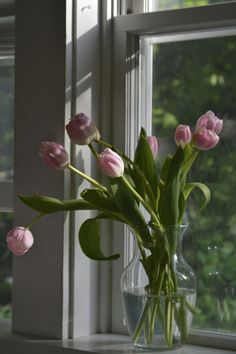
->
[39,142,69,170]
[6,227,34,256]
[175,125,192,148]
[98,148,124,178]
[147,136,159,158]
[192,127,219,150]
[66,113,101,145]
[195,110,223,135]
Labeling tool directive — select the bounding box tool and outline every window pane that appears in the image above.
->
[151,0,235,11]
[151,34,236,333]
[0,212,12,320]
[0,58,14,180]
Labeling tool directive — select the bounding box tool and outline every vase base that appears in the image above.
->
[134,343,182,353]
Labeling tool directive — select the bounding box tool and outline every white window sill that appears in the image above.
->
[0,320,234,354]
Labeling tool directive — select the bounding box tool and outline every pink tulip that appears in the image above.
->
[147,136,158,158]
[39,142,69,170]
[195,111,223,135]
[66,113,100,145]
[175,125,192,148]
[6,227,34,256]
[192,127,219,150]
[98,148,124,178]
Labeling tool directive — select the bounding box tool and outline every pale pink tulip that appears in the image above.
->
[6,227,34,256]
[39,142,69,170]
[192,127,219,150]
[175,125,192,148]
[196,111,223,135]
[147,136,158,158]
[66,113,100,145]
[98,148,124,178]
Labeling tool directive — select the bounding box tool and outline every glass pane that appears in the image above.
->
[0,212,12,320]
[151,34,236,333]
[0,58,14,180]
[151,0,235,11]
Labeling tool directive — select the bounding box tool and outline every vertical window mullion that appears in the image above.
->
[12,0,68,338]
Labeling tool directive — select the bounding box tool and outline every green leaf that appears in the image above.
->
[111,178,152,244]
[19,194,65,213]
[160,154,172,183]
[159,147,185,225]
[134,128,158,198]
[81,188,119,213]
[180,147,199,183]
[183,182,211,211]
[62,199,97,211]
[128,163,157,210]
[19,194,97,213]
[178,189,186,224]
[78,218,120,261]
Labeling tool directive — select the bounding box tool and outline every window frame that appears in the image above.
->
[111,2,236,350]
[0,18,14,213]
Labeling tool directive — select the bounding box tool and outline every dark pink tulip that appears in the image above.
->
[175,125,192,148]
[196,111,223,135]
[66,113,100,145]
[98,148,124,178]
[6,227,34,256]
[39,142,69,170]
[147,136,158,158]
[192,127,219,150]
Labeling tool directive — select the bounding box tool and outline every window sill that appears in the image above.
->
[0,322,234,354]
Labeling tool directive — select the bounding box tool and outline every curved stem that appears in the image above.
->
[27,213,45,229]
[68,164,108,193]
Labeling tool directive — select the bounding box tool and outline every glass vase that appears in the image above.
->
[120,224,196,352]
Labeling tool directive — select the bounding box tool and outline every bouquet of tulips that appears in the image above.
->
[6,111,223,346]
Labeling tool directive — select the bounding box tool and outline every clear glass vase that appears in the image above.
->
[120,224,196,352]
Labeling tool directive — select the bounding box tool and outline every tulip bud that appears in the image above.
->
[98,148,124,178]
[147,136,158,158]
[192,127,219,150]
[66,113,101,145]
[6,227,34,256]
[175,125,192,148]
[39,142,69,170]
[196,110,223,135]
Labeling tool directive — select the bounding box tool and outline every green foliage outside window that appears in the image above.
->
[152,35,236,333]
[154,0,235,11]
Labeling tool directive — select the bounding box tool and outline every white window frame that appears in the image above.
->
[111,2,236,351]
[3,0,115,342]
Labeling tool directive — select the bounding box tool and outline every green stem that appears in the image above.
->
[68,164,108,193]
[132,301,151,343]
[147,298,159,343]
[88,142,99,159]
[121,175,161,227]
[95,139,112,148]
[27,213,45,229]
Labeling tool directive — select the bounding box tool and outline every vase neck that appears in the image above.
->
[163,224,187,256]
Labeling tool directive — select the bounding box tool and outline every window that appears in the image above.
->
[0,11,14,322]
[149,32,236,334]
[112,1,236,350]
[117,0,236,14]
